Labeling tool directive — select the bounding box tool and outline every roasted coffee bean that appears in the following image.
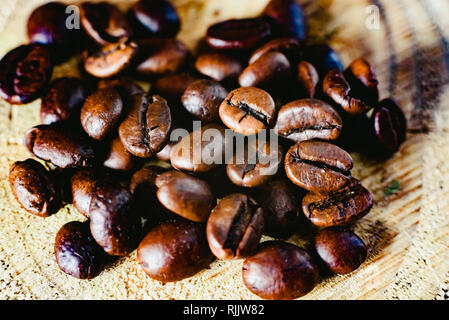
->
[239,51,291,88]
[302,178,373,227]
[343,58,379,106]
[242,241,319,300]
[206,194,264,259]
[89,183,142,256]
[137,219,213,282]
[263,0,306,40]
[41,77,89,125]
[303,44,343,78]
[156,171,216,222]
[80,2,132,46]
[153,73,200,102]
[24,123,98,168]
[285,140,353,194]
[97,77,144,97]
[219,87,276,135]
[9,159,60,217]
[170,124,227,173]
[323,69,374,115]
[103,135,138,171]
[84,40,139,78]
[55,221,106,279]
[130,0,180,37]
[119,93,172,158]
[298,61,319,98]
[81,87,123,141]
[0,44,53,104]
[314,228,367,274]
[195,53,243,82]
[135,38,189,76]
[249,37,301,65]
[181,79,228,122]
[274,99,342,143]
[206,18,271,51]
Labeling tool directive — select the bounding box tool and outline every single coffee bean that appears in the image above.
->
[181,79,228,122]
[285,140,353,194]
[55,221,106,279]
[344,58,379,106]
[119,93,172,158]
[137,219,213,282]
[80,2,132,46]
[239,51,291,88]
[314,228,367,274]
[263,0,306,41]
[84,40,139,78]
[9,159,61,217]
[81,87,123,141]
[242,241,319,300]
[303,44,343,78]
[298,61,319,98]
[130,0,180,37]
[219,87,276,136]
[274,99,342,143]
[153,73,200,102]
[97,77,144,97]
[24,123,99,168]
[89,183,142,256]
[135,38,189,76]
[156,171,216,222]
[302,178,373,227]
[103,135,138,171]
[206,194,264,260]
[0,44,53,104]
[195,53,243,82]
[40,77,89,125]
[249,37,301,65]
[206,18,271,51]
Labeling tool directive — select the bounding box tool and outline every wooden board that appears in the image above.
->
[0,0,448,300]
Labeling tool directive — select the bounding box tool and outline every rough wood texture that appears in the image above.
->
[0,0,448,300]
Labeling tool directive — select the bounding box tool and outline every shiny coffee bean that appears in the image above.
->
[181,79,228,122]
[119,93,172,158]
[89,183,142,256]
[9,159,61,217]
[298,61,319,98]
[242,241,319,300]
[314,228,367,274]
[207,194,264,260]
[239,51,291,88]
[24,123,98,168]
[206,18,271,51]
[135,38,189,76]
[249,37,301,65]
[303,44,343,78]
[55,221,106,279]
[84,40,139,78]
[274,99,342,143]
[302,178,373,227]
[285,140,353,194]
[156,171,216,222]
[0,44,53,104]
[263,0,306,41]
[41,77,89,125]
[137,219,213,282]
[343,58,379,106]
[195,53,243,82]
[103,135,138,171]
[130,0,180,37]
[80,2,132,46]
[219,87,276,135]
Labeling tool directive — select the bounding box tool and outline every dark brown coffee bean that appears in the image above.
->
[130,0,180,37]
[103,135,138,171]
[285,140,353,194]
[298,61,319,98]
[181,79,228,122]
[219,87,276,135]
[0,44,53,104]
[84,40,139,78]
[263,0,306,41]
[89,183,142,256]
[343,58,379,106]
[153,73,200,101]
[156,171,216,222]
[135,38,189,76]
[242,241,319,300]
[206,18,271,51]
[80,2,132,46]
[97,78,144,97]
[314,228,367,274]
[24,123,98,168]
[195,53,243,82]
[274,99,342,143]
[206,194,264,260]
[137,219,213,282]
[55,221,106,279]
[41,77,89,125]
[239,51,291,88]
[303,44,343,78]
[302,178,373,227]
[119,93,172,158]
[9,159,61,217]
[249,37,301,65]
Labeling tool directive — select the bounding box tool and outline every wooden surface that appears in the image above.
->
[0,0,448,300]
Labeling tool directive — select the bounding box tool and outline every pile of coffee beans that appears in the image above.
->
[4,0,407,299]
